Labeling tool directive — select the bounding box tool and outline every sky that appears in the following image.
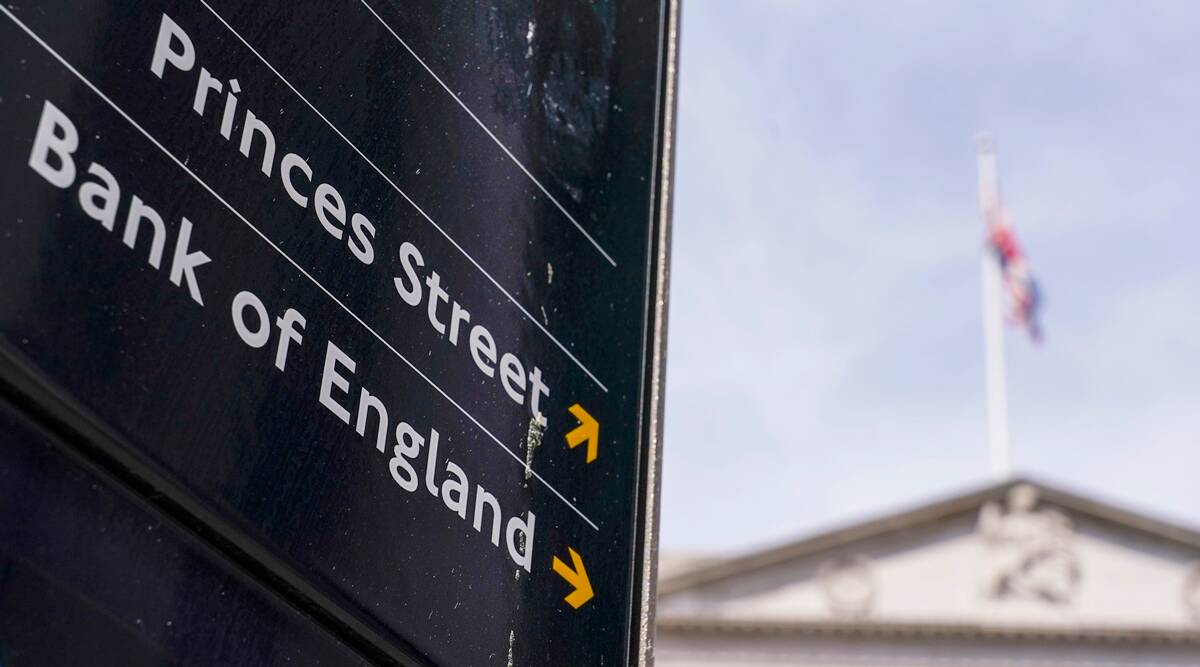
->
[661,0,1200,554]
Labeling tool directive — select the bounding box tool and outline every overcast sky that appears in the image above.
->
[661,0,1200,554]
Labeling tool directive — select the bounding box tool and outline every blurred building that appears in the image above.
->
[656,478,1200,666]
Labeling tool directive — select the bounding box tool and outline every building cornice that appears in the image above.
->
[657,615,1200,645]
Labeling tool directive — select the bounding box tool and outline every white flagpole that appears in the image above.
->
[976,136,1012,480]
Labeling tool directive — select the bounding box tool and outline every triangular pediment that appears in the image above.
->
[658,478,1200,633]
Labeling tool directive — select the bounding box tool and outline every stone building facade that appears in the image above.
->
[656,479,1200,666]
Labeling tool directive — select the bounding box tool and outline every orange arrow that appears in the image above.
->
[551,547,594,609]
[565,404,599,463]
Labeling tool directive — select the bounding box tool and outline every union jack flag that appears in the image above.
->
[986,210,1043,342]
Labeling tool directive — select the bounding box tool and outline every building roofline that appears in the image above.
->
[659,475,1200,595]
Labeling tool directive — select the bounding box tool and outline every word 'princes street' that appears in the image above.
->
[150,12,553,420]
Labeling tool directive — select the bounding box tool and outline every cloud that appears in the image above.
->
[662,0,1200,552]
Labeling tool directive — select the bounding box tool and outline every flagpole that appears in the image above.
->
[976,136,1012,480]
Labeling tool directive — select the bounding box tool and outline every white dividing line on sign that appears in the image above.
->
[197,0,609,395]
[356,0,619,268]
[0,4,600,533]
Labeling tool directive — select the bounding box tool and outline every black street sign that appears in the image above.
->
[0,397,370,666]
[0,1,676,665]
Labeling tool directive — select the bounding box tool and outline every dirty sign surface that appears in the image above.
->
[0,0,672,664]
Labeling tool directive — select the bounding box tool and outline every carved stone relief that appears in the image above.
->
[978,484,1081,605]
[1182,562,1200,622]
[818,554,876,618]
